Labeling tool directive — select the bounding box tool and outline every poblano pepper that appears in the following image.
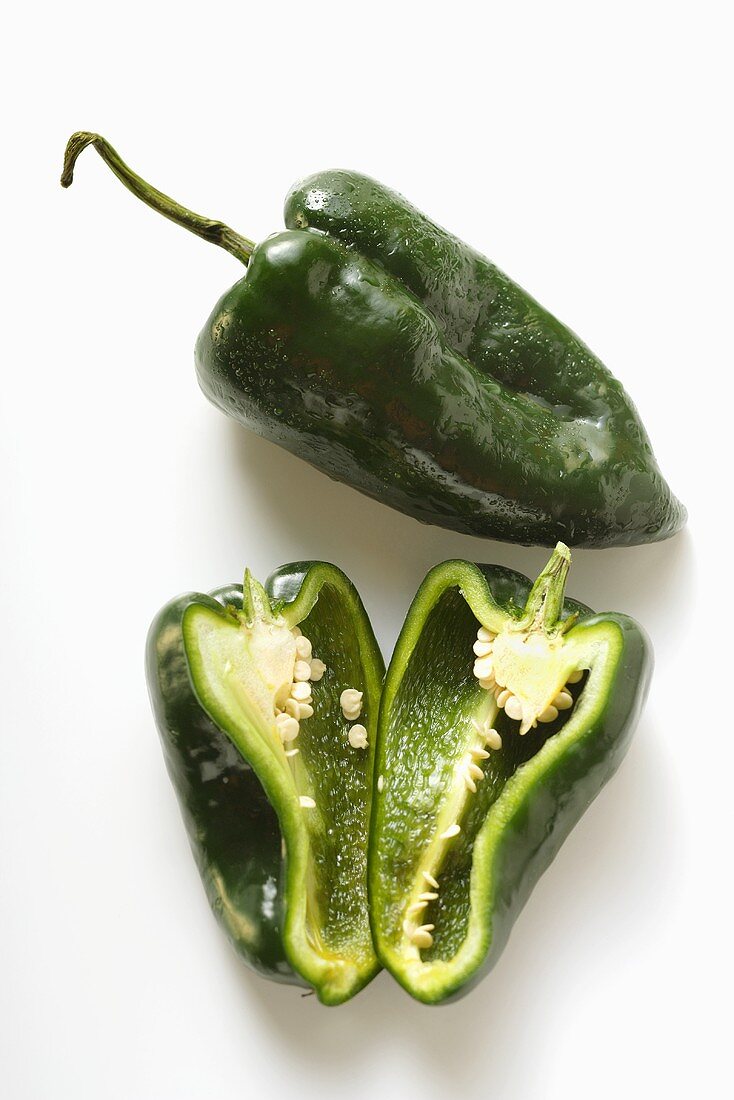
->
[371,543,651,1003]
[62,133,684,548]
[146,562,384,1005]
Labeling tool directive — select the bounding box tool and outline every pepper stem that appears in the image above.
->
[60,132,255,266]
[519,542,572,633]
[242,568,275,625]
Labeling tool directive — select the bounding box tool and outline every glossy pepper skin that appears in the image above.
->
[370,545,651,1004]
[62,135,684,548]
[282,173,684,546]
[146,562,384,1005]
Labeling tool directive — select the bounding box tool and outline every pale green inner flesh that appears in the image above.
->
[376,586,589,966]
[184,585,374,971]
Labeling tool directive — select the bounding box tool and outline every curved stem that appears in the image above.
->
[60,132,255,265]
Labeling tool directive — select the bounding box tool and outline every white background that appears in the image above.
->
[2,3,731,1097]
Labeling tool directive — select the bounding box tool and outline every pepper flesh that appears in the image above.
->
[369,545,651,1003]
[62,134,684,548]
[146,562,384,1005]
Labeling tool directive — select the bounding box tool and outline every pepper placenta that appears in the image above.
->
[61,133,684,548]
[370,543,651,1003]
[146,562,384,1005]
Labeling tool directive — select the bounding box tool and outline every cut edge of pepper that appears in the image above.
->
[182,562,383,1005]
[370,557,631,1004]
[279,562,384,1005]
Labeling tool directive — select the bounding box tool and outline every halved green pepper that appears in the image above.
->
[61,134,684,547]
[370,545,651,1003]
[146,562,384,1005]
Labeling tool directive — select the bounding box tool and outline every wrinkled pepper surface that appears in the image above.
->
[371,544,651,1003]
[62,133,684,548]
[146,562,384,1005]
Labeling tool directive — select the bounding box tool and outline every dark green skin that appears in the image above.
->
[147,561,384,1002]
[146,582,297,985]
[61,136,683,546]
[195,173,684,547]
[370,558,652,1003]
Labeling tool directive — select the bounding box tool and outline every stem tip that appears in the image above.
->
[59,131,255,265]
[60,131,99,188]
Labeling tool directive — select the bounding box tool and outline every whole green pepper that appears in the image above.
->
[62,133,684,548]
[370,544,651,1003]
[146,563,384,1005]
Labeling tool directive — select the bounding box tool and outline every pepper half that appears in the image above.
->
[146,562,384,1005]
[370,544,651,1003]
[61,134,684,548]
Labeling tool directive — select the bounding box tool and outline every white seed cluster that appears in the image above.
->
[274,626,327,760]
[403,633,587,958]
[461,753,486,793]
[404,710,498,950]
[403,871,446,949]
[472,625,497,688]
[471,715,502,752]
[403,919,435,950]
[340,687,368,751]
[407,719,497,945]
[472,622,584,734]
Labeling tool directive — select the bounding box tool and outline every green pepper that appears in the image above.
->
[62,134,684,548]
[370,543,651,1003]
[146,562,384,1005]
